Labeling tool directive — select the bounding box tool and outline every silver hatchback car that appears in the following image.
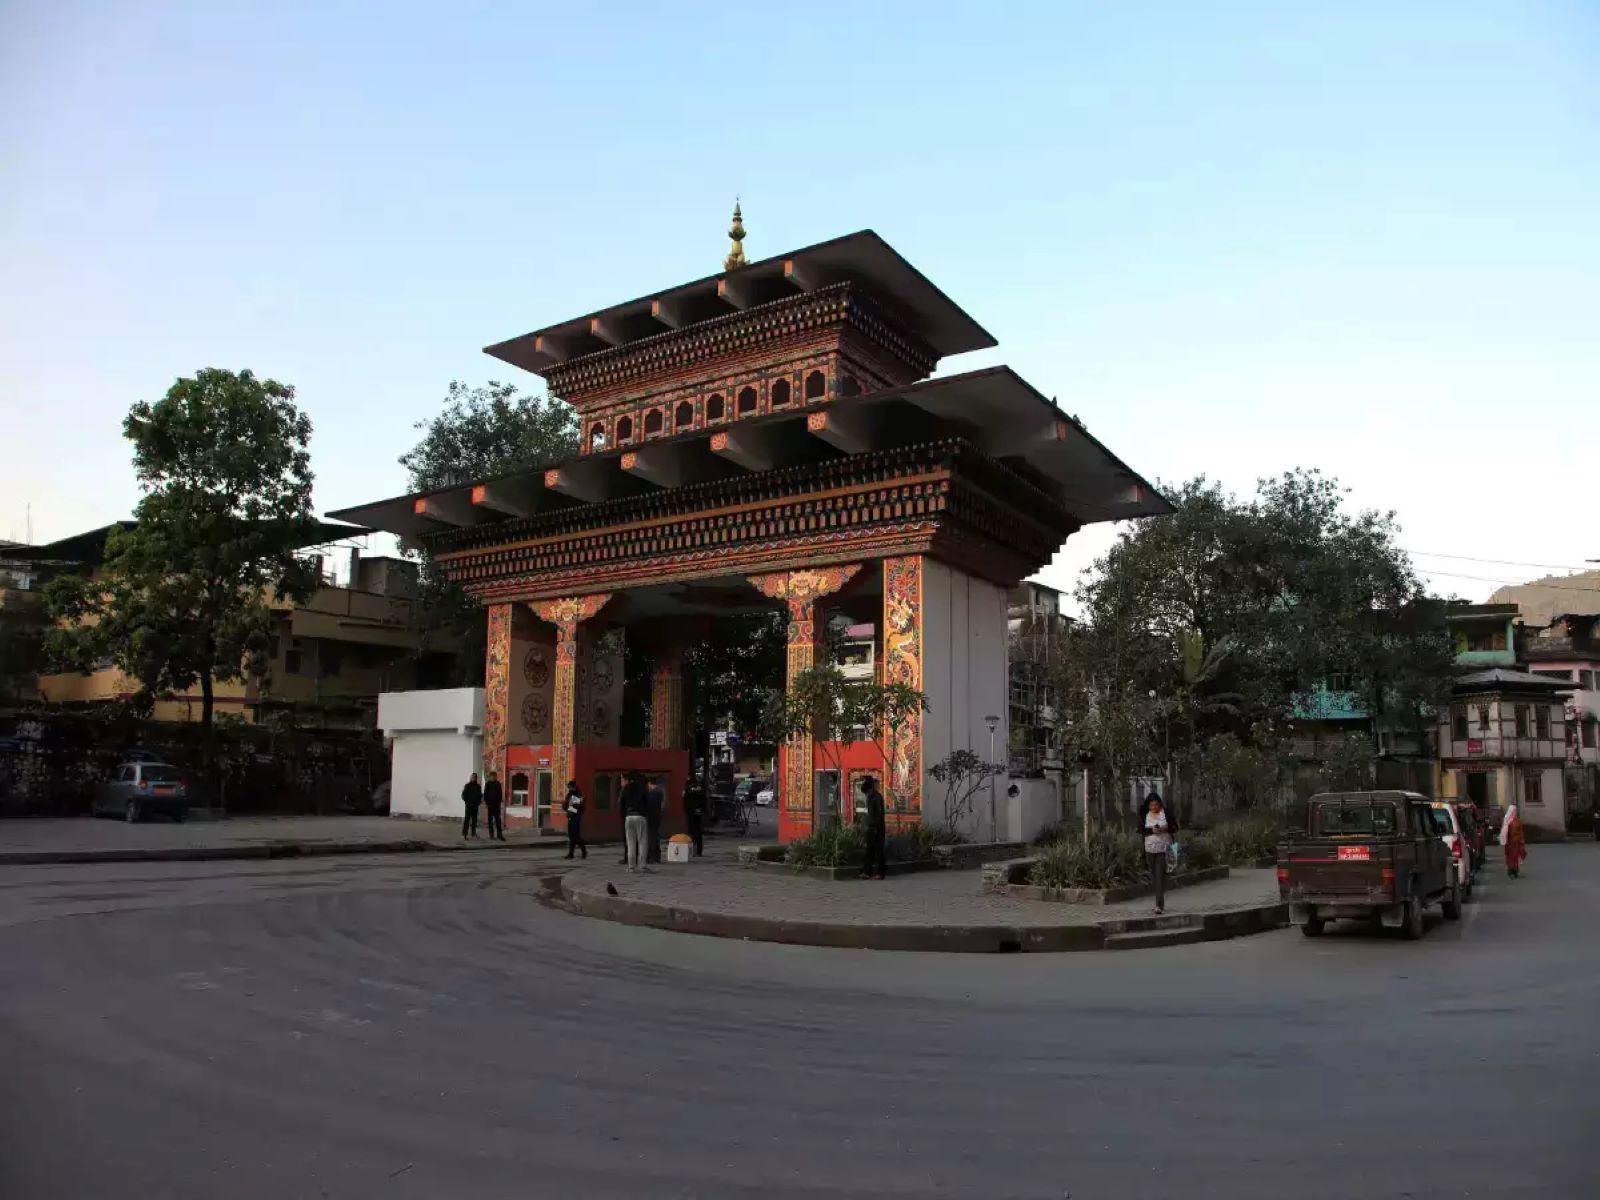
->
[93,761,190,823]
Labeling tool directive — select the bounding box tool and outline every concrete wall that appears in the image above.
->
[390,729,482,820]
[378,688,485,821]
[1003,776,1061,842]
[921,559,1012,840]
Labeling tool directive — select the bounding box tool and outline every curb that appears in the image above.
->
[559,877,1290,954]
[0,838,571,867]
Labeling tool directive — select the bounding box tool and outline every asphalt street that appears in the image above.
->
[1,842,1595,1199]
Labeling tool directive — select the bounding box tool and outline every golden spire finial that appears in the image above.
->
[723,199,747,271]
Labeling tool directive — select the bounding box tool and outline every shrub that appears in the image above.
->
[1194,810,1279,865]
[784,823,864,868]
[1028,829,1146,890]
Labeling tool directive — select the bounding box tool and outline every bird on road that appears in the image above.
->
[605,883,619,897]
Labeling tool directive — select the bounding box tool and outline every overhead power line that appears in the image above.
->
[1406,549,1599,572]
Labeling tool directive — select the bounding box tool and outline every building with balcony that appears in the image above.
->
[9,523,445,731]
[1007,582,1069,780]
[1436,668,1572,836]
[1525,612,1600,818]
[1447,603,1521,668]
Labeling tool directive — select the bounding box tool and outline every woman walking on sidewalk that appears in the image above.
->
[1142,793,1174,914]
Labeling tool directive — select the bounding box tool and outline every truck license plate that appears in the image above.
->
[1337,846,1371,862]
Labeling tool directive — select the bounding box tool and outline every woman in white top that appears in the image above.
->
[1143,794,1174,914]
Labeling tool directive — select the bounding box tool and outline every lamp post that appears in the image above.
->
[985,714,1001,843]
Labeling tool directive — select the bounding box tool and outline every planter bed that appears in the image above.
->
[985,861,1230,904]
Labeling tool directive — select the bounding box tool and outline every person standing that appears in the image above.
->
[563,780,587,859]
[483,772,505,842]
[461,772,482,839]
[683,778,706,857]
[645,776,666,864]
[1142,793,1174,914]
[1501,802,1527,878]
[620,772,650,872]
[859,776,887,880]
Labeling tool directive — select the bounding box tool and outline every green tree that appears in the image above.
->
[398,381,578,685]
[45,369,322,798]
[758,665,926,825]
[1057,470,1454,816]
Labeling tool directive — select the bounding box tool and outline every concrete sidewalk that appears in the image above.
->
[0,815,574,865]
[560,857,1287,953]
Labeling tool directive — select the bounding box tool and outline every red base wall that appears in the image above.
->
[505,743,689,840]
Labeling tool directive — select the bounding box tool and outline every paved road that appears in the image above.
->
[1,845,1596,1199]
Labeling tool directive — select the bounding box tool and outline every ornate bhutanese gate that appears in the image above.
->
[335,219,1167,841]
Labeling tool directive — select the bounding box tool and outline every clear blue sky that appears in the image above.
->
[3,1,1596,601]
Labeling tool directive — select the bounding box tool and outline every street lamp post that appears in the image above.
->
[985,714,1001,843]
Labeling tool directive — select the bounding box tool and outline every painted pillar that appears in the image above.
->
[529,594,613,794]
[649,648,685,750]
[483,603,513,784]
[748,565,862,838]
[882,555,925,830]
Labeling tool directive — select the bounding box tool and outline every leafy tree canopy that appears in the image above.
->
[45,368,323,789]
[397,382,578,685]
[1054,469,1454,792]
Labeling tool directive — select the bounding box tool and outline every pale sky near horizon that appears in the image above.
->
[2,2,1597,605]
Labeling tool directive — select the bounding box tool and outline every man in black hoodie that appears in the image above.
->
[461,773,482,839]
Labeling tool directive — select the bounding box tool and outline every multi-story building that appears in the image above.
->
[1007,581,1068,780]
[1435,668,1572,836]
[1525,612,1600,817]
[11,523,443,731]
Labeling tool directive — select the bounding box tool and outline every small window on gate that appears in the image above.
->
[770,378,791,408]
[644,409,664,438]
[737,386,757,416]
[805,370,826,400]
[616,415,634,443]
[706,394,725,421]
[675,400,694,430]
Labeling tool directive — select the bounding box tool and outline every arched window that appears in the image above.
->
[616,415,634,443]
[737,386,757,416]
[644,409,664,437]
[840,375,861,398]
[706,394,725,421]
[805,370,826,400]
[675,400,694,429]
[770,378,791,408]
[589,422,606,450]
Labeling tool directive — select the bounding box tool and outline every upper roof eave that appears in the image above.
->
[483,230,997,374]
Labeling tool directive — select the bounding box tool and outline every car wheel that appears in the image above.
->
[125,799,141,824]
[1442,882,1461,921]
[1401,895,1424,940]
[1300,915,1325,938]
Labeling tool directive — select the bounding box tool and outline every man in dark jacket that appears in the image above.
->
[859,775,887,880]
[683,779,706,857]
[483,772,505,841]
[645,776,666,864]
[461,773,482,839]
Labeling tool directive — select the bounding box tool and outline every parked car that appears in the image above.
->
[93,761,190,823]
[1429,800,1476,900]
[1453,800,1488,871]
[1279,790,1456,939]
[755,783,775,807]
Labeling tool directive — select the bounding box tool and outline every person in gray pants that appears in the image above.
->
[620,772,650,872]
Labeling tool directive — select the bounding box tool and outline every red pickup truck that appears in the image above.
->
[1279,790,1456,940]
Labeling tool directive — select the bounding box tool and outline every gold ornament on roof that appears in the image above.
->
[723,200,747,271]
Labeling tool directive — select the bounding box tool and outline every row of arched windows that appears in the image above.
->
[588,368,840,451]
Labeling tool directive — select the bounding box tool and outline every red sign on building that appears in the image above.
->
[1466,738,1484,755]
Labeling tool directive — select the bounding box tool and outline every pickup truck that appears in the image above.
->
[1279,790,1456,940]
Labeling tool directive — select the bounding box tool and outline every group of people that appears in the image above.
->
[465,770,708,870]
[459,772,507,841]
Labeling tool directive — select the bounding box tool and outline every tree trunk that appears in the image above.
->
[200,667,217,810]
